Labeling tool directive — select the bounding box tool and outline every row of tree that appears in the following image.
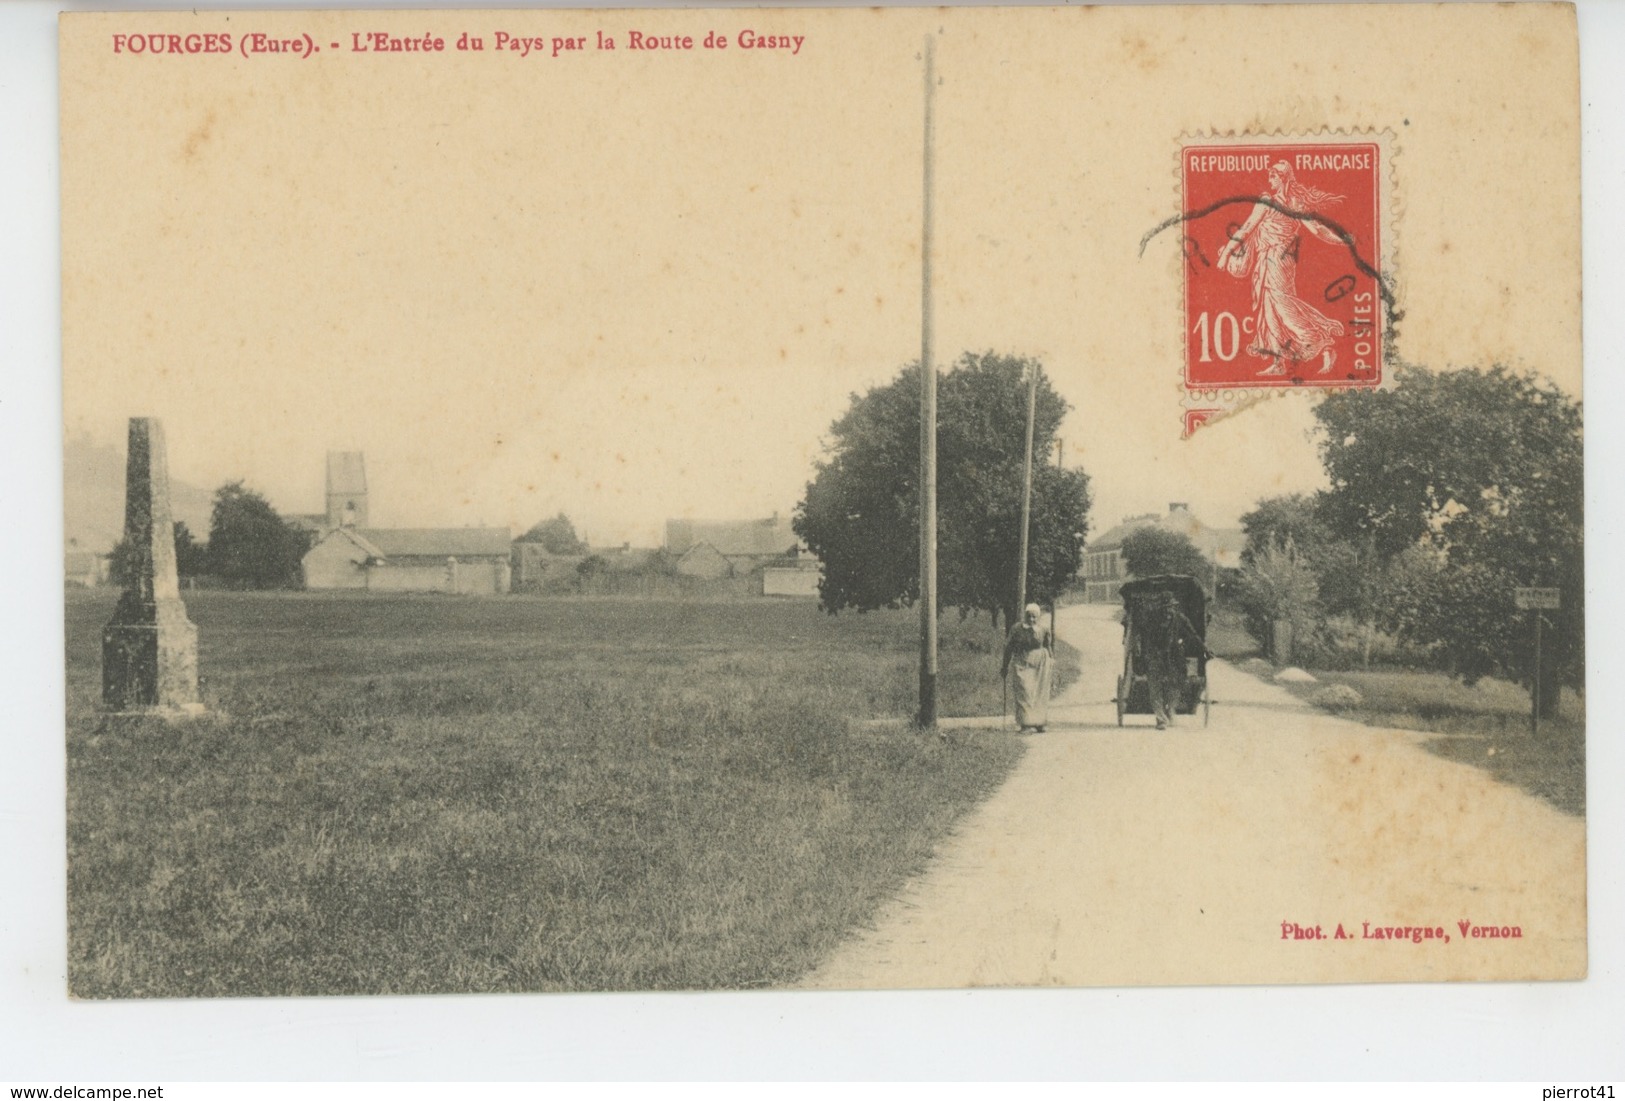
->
[794,352,1092,628]
[1232,364,1582,713]
[108,356,1580,720]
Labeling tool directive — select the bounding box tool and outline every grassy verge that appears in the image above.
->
[66,591,1030,997]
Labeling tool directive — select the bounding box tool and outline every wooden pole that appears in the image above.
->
[1016,363,1039,613]
[1531,612,1542,740]
[917,34,938,729]
[1050,436,1062,654]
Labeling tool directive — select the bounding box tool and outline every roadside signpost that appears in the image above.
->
[1513,587,1561,738]
[1514,587,1561,609]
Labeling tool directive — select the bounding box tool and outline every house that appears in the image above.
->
[664,514,819,585]
[665,514,823,595]
[666,515,799,573]
[1081,503,1245,603]
[674,542,732,580]
[302,526,513,594]
[289,450,512,594]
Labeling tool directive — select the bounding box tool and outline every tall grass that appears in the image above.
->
[66,591,1028,996]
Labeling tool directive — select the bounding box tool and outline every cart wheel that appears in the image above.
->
[1115,676,1125,727]
[1202,683,1211,727]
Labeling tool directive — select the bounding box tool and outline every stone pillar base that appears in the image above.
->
[102,598,202,713]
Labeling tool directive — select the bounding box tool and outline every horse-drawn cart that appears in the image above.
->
[1114,574,1210,728]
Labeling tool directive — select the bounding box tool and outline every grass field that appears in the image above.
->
[65,590,1069,997]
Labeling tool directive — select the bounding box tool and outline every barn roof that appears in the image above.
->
[676,542,729,564]
[310,527,387,560]
[356,527,512,558]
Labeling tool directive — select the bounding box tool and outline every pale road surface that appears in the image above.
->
[803,603,1586,988]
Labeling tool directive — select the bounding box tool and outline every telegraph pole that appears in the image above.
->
[917,34,939,728]
[1015,362,1039,612]
[1532,611,1543,739]
[1051,435,1062,653]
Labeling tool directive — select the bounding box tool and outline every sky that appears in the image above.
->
[60,5,1581,547]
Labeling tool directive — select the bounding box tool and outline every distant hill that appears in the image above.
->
[64,435,215,554]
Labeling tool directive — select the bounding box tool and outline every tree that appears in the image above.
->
[1240,494,1333,565]
[1314,364,1583,707]
[1119,527,1209,581]
[1241,493,1377,653]
[794,352,1092,626]
[107,536,139,590]
[172,521,209,582]
[516,511,587,555]
[1234,538,1324,664]
[208,481,311,589]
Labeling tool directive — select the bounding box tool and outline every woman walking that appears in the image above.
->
[1002,603,1053,733]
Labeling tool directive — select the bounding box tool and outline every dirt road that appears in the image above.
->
[803,603,1586,988]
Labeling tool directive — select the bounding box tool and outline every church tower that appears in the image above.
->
[325,451,368,529]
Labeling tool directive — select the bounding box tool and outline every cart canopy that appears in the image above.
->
[1119,575,1207,642]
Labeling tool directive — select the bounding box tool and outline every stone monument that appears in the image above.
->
[102,417,202,713]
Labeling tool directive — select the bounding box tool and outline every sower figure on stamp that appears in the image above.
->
[1002,603,1053,733]
[1217,160,1346,376]
[1139,592,1199,730]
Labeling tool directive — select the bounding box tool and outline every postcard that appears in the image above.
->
[58,3,1584,999]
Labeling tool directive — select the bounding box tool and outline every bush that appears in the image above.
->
[1308,616,1436,671]
[1233,540,1323,664]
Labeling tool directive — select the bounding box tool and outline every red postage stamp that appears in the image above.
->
[1181,140,1384,390]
